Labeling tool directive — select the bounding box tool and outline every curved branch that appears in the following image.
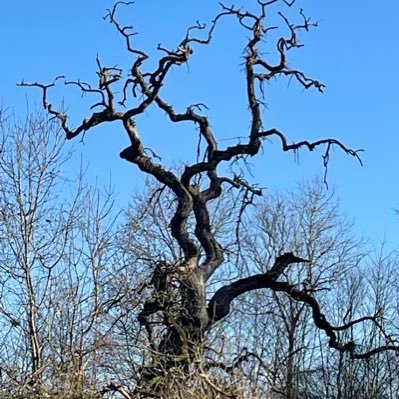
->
[192,193,224,278]
[120,119,199,262]
[208,252,309,323]
[207,253,399,359]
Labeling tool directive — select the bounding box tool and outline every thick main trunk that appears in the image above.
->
[158,277,207,358]
[139,267,208,396]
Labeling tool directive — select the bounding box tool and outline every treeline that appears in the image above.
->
[0,113,398,398]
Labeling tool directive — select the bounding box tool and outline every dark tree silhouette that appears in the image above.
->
[19,1,396,395]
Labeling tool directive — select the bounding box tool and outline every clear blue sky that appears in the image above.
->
[2,1,398,245]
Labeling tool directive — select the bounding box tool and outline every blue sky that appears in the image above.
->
[1,1,398,245]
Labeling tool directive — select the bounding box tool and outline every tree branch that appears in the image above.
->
[208,253,399,359]
[208,252,309,323]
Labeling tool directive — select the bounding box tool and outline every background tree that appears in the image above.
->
[240,180,364,398]
[19,0,399,397]
[0,111,398,398]
[0,111,122,398]
[0,112,73,393]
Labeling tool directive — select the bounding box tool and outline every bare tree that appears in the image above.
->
[19,1,397,396]
[0,111,73,393]
[316,247,399,399]
[0,111,123,398]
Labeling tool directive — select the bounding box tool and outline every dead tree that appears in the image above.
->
[19,0,398,394]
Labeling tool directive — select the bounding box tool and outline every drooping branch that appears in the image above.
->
[208,253,399,359]
[208,252,309,323]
